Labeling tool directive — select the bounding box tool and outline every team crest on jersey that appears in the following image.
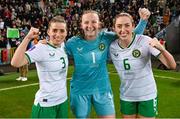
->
[132,49,141,58]
[99,43,105,51]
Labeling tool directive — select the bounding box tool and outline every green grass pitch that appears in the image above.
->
[0,64,180,118]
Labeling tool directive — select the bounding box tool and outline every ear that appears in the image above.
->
[80,22,83,29]
[112,27,115,32]
[132,23,135,29]
[47,29,50,36]
[65,29,68,36]
[98,22,103,29]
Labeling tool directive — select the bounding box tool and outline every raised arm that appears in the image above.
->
[134,8,151,34]
[11,27,39,67]
[149,38,176,69]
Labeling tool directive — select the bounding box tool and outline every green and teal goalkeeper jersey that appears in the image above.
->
[66,31,115,95]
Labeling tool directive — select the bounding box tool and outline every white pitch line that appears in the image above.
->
[0,77,71,92]
[0,83,39,92]
[109,72,180,80]
[0,73,179,92]
[154,75,179,80]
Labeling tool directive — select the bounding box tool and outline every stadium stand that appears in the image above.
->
[0,0,179,72]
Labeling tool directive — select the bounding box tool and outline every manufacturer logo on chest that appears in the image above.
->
[49,52,55,57]
[77,47,83,52]
[113,53,119,57]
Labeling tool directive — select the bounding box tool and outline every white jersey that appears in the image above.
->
[110,34,161,101]
[25,42,68,107]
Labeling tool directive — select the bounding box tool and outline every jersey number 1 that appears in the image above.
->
[91,52,96,63]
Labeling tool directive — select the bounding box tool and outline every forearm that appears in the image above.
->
[11,36,31,67]
[159,50,176,69]
[134,19,147,34]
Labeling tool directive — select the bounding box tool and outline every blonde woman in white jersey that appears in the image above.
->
[11,16,68,118]
[110,13,176,118]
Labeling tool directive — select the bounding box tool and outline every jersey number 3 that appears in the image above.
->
[60,57,66,69]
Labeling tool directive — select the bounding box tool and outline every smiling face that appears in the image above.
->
[81,11,100,40]
[47,16,67,47]
[47,22,67,46]
[114,13,135,43]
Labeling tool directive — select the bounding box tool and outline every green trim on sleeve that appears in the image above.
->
[25,53,31,64]
[156,52,162,59]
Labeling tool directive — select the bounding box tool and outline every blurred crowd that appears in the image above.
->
[0,0,179,48]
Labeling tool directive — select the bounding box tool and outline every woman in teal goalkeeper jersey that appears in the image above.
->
[65,8,151,118]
